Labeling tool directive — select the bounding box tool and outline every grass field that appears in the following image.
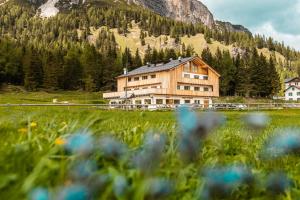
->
[1,103,300,199]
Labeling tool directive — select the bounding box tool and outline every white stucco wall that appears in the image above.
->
[285,86,300,101]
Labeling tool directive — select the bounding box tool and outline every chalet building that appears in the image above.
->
[103,56,220,107]
[284,77,300,101]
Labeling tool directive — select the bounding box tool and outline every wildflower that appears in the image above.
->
[56,184,90,200]
[145,178,173,199]
[133,132,166,173]
[18,128,28,134]
[29,187,49,200]
[55,138,66,146]
[201,166,253,199]
[177,107,225,162]
[69,160,97,181]
[113,175,128,198]
[263,128,300,158]
[30,122,38,128]
[266,172,292,195]
[243,112,270,131]
[98,136,127,160]
[65,132,94,156]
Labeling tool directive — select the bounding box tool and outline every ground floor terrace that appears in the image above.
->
[106,95,213,108]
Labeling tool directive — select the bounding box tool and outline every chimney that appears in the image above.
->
[123,68,128,75]
[178,56,182,62]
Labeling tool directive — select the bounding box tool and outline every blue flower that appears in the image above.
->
[98,136,127,160]
[266,172,292,195]
[145,178,173,199]
[29,187,49,200]
[65,132,94,156]
[177,106,198,136]
[134,133,166,173]
[69,160,97,181]
[113,175,128,198]
[244,112,270,130]
[57,184,90,200]
[263,128,300,158]
[202,166,253,199]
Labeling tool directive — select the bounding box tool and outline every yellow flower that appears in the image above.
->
[55,138,66,146]
[30,122,38,128]
[18,128,27,134]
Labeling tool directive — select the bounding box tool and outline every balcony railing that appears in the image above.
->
[103,88,167,99]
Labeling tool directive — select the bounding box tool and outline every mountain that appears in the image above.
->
[127,0,215,28]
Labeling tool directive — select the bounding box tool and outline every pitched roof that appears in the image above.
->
[118,56,195,77]
[284,85,300,92]
[285,77,300,83]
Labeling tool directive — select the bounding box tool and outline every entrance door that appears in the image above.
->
[204,99,210,108]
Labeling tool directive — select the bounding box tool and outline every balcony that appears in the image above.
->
[103,88,167,99]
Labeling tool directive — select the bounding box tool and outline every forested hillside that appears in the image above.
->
[0,0,299,97]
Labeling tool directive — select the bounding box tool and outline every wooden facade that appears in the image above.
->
[103,56,220,106]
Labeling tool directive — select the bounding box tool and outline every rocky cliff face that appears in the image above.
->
[128,0,215,28]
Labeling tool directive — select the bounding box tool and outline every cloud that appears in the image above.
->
[201,0,300,50]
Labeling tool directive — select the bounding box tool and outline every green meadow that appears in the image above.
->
[1,93,300,199]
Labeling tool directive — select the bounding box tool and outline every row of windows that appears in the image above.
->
[288,92,300,96]
[126,85,160,91]
[177,85,211,92]
[135,99,203,105]
[128,74,156,82]
[183,73,208,80]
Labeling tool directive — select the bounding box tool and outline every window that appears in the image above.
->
[135,100,142,105]
[289,92,293,96]
[184,86,190,90]
[151,86,158,89]
[191,62,197,73]
[166,99,174,104]
[144,99,151,104]
[156,99,163,104]
[194,87,200,91]
[184,74,190,78]
[184,63,190,72]
[292,87,295,91]
[142,87,148,89]
[194,100,201,104]
[142,76,148,80]
[203,76,208,80]
[184,100,191,104]
[289,98,293,101]
[297,92,300,96]
[151,74,156,79]
[194,75,200,79]
[134,77,139,81]
[204,87,209,92]
[296,82,299,86]
[128,77,132,82]
[174,100,180,104]
[134,88,139,90]
[177,85,181,90]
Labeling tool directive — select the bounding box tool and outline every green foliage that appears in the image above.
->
[0,106,300,199]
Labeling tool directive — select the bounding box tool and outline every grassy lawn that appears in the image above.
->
[1,105,300,199]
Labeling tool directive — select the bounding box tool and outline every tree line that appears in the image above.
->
[201,48,281,97]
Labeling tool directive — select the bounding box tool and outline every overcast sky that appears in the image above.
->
[201,0,300,50]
